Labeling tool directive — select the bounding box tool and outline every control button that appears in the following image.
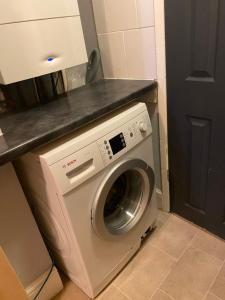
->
[138,121,147,133]
[130,132,134,137]
[109,156,112,160]
[108,151,111,155]
[106,145,109,150]
[104,140,107,144]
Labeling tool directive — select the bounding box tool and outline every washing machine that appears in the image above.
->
[16,102,158,298]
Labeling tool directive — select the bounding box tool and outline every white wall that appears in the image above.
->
[92,0,157,80]
[92,0,170,211]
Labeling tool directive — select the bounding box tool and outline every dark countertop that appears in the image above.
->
[0,79,156,165]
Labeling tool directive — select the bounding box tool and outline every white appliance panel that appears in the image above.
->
[0,16,87,84]
[0,0,79,24]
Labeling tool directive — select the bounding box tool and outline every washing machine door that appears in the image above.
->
[91,159,155,239]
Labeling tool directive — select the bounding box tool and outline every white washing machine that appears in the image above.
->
[16,102,158,298]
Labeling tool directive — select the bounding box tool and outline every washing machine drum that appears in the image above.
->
[92,159,155,239]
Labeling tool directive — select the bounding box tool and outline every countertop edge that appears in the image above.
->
[0,80,157,165]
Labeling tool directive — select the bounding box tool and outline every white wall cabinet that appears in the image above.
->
[0,0,79,24]
[0,0,87,84]
[0,163,63,298]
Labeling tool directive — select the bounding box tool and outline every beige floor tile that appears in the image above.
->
[211,264,225,300]
[53,277,90,300]
[53,214,225,300]
[161,247,222,300]
[97,286,129,300]
[151,289,174,300]
[156,211,171,229]
[112,258,137,287]
[205,293,222,300]
[113,212,172,287]
[117,245,175,300]
[150,214,198,259]
[113,232,170,287]
[191,230,225,261]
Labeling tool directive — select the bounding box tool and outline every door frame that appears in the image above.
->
[154,0,170,212]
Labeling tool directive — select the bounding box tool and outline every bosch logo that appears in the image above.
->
[67,160,76,166]
[62,159,77,169]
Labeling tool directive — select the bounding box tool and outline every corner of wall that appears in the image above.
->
[154,0,170,212]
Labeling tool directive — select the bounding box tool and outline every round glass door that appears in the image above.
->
[92,159,155,238]
[104,169,144,234]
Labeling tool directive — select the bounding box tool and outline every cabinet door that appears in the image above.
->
[0,0,79,24]
[0,163,51,287]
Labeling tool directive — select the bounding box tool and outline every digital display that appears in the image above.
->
[109,133,126,155]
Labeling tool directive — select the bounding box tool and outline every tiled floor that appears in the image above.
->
[54,212,225,300]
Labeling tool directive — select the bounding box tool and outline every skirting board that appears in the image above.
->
[26,266,63,300]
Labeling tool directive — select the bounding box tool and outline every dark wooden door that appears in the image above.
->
[165,0,225,239]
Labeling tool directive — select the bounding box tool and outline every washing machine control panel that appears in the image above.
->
[97,111,151,165]
[108,133,126,155]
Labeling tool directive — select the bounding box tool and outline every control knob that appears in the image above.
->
[138,121,147,133]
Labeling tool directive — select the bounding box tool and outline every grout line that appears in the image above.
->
[156,264,177,298]
[208,293,223,300]
[202,261,224,300]
[152,216,199,263]
[190,245,224,264]
[149,288,160,300]
[157,228,225,300]
[122,31,129,79]
[114,214,224,300]
[98,284,131,300]
[155,229,200,295]
[0,15,77,26]
[111,214,225,300]
[172,214,225,259]
[115,285,132,300]
[154,222,224,300]
[97,25,155,36]
[149,242,179,298]
[150,288,177,300]
[159,289,176,300]
[152,0,158,79]
[150,244,178,262]
[112,243,176,300]
[176,230,199,261]
[152,0,156,29]
[134,0,139,28]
